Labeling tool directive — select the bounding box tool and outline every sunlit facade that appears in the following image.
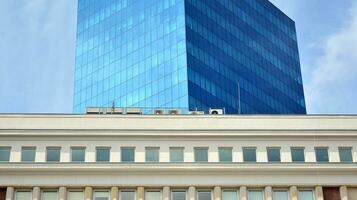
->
[74,0,306,114]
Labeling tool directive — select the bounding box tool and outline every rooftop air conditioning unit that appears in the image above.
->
[209,108,224,115]
[154,109,165,115]
[168,109,181,115]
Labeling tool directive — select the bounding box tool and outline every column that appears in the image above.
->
[188,187,196,200]
[264,187,272,200]
[33,187,41,200]
[6,187,14,200]
[340,186,348,200]
[163,187,170,200]
[85,187,93,200]
[289,186,298,200]
[59,187,67,200]
[239,186,247,200]
[137,187,145,200]
[111,187,119,200]
[315,186,323,200]
[213,187,221,200]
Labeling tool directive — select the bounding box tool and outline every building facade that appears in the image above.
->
[1,114,357,200]
[74,0,306,114]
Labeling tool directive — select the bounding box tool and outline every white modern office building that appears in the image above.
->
[0,113,357,200]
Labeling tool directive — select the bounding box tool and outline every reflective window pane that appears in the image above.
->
[0,147,11,162]
[95,191,109,200]
[145,192,161,200]
[197,192,211,200]
[146,147,160,162]
[222,191,237,200]
[42,191,58,200]
[121,192,135,200]
[16,191,32,200]
[219,148,232,162]
[172,191,186,200]
[339,147,353,163]
[291,148,305,162]
[299,191,314,200]
[46,147,60,162]
[71,147,85,162]
[315,148,329,162]
[21,147,36,162]
[121,147,135,162]
[243,148,256,162]
[194,148,208,162]
[96,147,110,162]
[248,191,263,200]
[273,191,288,200]
[170,147,184,162]
[267,148,281,162]
[69,192,84,200]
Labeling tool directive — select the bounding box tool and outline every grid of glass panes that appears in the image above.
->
[21,147,36,162]
[0,147,11,162]
[145,147,160,162]
[71,147,86,162]
[121,147,135,162]
[170,147,184,162]
[46,147,61,162]
[194,148,208,162]
[74,0,189,113]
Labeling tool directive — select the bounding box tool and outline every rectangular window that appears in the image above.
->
[46,147,61,162]
[145,147,160,162]
[0,147,11,162]
[16,191,32,200]
[219,148,233,162]
[222,191,237,200]
[267,148,281,162]
[172,191,186,200]
[94,191,109,200]
[197,191,211,200]
[96,147,110,162]
[299,191,314,200]
[339,147,353,163]
[21,147,36,162]
[71,147,86,162]
[42,191,58,200]
[121,147,135,162]
[315,147,329,162]
[248,191,263,200]
[243,148,256,162]
[69,191,84,200]
[194,148,208,162]
[291,147,305,162]
[121,191,135,200]
[273,191,288,200]
[145,192,161,200]
[170,147,184,162]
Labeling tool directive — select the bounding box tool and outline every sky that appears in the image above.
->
[0,0,356,114]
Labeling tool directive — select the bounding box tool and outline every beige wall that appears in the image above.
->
[349,188,357,200]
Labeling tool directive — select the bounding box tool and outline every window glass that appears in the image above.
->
[146,147,160,162]
[0,147,11,162]
[42,191,58,200]
[172,191,186,200]
[197,192,211,200]
[222,191,237,200]
[69,192,84,200]
[339,147,353,163]
[94,191,109,200]
[170,147,184,162]
[299,191,314,200]
[21,147,36,162]
[219,148,233,162]
[46,147,61,162]
[71,147,85,162]
[121,192,135,200]
[96,147,110,162]
[243,148,256,162]
[248,191,263,200]
[267,148,281,162]
[121,147,135,162]
[145,192,161,200]
[315,148,329,162]
[291,148,305,162]
[16,191,32,200]
[273,191,288,200]
[194,148,208,162]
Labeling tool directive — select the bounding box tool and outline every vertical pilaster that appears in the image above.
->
[315,186,323,200]
[111,187,119,200]
[289,186,298,200]
[213,187,221,200]
[163,187,170,200]
[32,187,41,200]
[59,187,67,200]
[137,187,145,200]
[5,187,14,200]
[264,186,272,200]
[340,186,348,200]
[188,187,196,200]
[85,187,93,200]
[239,186,247,200]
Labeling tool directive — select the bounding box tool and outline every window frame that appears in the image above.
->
[242,147,257,162]
[197,190,212,200]
[194,147,209,162]
[169,147,184,162]
[338,147,353,163]
[93,190,111,200]
[218,147,233,162]
[291,147,305,163]
[171,190,187,200]
[121,147,136,162]
[67,190,85,200]
[267,147,281,163]
[0,146,11,162]
[314,147,329,163]
[96,147,111,162]
[41,190,59,200]
[120,190,137,200]
[71,147,86,162]
[46,147,61,162]
[145,147,160,162]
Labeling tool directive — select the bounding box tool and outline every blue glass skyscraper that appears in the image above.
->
[74,0,306,114]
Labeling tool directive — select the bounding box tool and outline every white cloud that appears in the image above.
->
[305,2,357,114]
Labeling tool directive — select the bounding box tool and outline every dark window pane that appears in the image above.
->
[219,148,232,162]
[291,148,305,162]
[95,191,109,200]
[71,147,85,162]
[267,148,281,162]
[0,147,11,162]
[315,148,329,162]
[170,147,184,162]
[146,147,159,162]
[339,147,353,163]
[121,147,135,162]
[194,148,208,162]
[198,192,211,200]
[21,147,36,162]
[243,148,256,162]
[172,191,186,200]
[96,147,110,162]
[46,147,61,162]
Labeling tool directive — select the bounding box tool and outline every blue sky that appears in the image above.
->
[0,0,356,114]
